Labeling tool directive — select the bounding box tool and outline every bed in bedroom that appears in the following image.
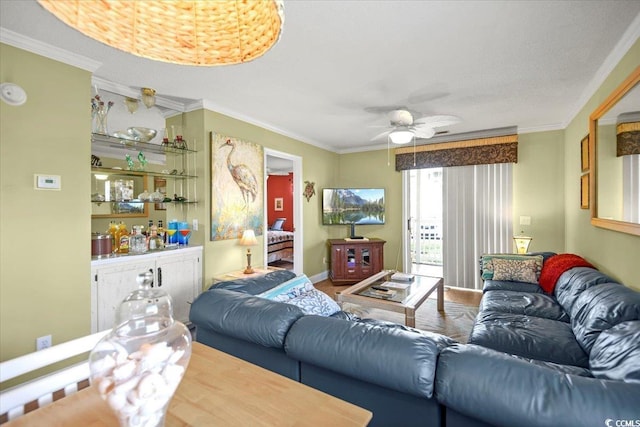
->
[267,230,294,265]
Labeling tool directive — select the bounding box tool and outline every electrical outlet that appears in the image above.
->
[192,219,198,231]
[322,257,327,264]
[36,335,52,351]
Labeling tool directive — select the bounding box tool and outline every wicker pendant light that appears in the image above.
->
[37,0,284,66]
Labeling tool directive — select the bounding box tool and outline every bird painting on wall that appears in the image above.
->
[220,139,258,207]
[211,132,263,241]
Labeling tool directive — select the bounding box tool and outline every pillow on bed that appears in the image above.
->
[257,274,314,302]
[481,254,543,282]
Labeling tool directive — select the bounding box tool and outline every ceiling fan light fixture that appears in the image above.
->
[37,0,285,66]
[389,129,414,144]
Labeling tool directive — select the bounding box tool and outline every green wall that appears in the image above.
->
[0,43,92,361]
[513,130,566,254]
[564,39,640,289]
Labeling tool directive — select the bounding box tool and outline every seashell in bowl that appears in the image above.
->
[128,127,157,143]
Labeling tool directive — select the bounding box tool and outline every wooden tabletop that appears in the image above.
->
[6,342,372,427]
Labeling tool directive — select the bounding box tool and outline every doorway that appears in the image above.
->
[264,149,303,275]
[405,168,444,278]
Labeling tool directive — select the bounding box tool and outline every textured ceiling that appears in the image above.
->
[1,0,639,153]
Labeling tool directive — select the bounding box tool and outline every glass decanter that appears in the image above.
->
[89,272,192,427]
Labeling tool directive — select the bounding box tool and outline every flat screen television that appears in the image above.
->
[322,188,385,238]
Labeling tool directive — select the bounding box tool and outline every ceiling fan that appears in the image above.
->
[371,109,461,144]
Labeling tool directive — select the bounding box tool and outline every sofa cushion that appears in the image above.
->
[479,290,569,322]
[285,289,341,316]
[571,283,640,353]
[209,270,297,295]
[436,344,640,427]
[554,267,618,315]
[589,321,640,383]
[189,288,305,348]
[468,311,589,367]
[482,279,544,294]
[256,274,314,302]
[284,316,455,399]
[481,254,543,281]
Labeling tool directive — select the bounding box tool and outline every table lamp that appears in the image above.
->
[513,231,533,254]
[239,230,258,274]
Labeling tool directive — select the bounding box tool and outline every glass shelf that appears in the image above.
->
[91,133,197,155]
[91,200,198,205]
[91,167,197,180]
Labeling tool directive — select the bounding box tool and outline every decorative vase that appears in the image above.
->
[89,272,192,427]
[91,96,114,135]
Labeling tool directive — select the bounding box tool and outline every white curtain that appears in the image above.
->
[442,163,513,290]
[623,154,640,223]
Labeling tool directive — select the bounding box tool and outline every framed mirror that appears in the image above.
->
[589,66,640,236]
[91,173,149,218]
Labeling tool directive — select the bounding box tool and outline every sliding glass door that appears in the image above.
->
[404,163,513,289]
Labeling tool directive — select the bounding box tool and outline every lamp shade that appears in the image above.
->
[38,0,285,66]
[141,88,156,109]
[389,129,414,144]
[239,230,258,246]
[513,234,532,254]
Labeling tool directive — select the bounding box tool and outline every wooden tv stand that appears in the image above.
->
[328,238,385,284]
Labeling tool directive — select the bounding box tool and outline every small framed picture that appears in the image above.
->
[581,135,589,172]
[154,177,167,211]
[274,197,284,211]
[580,173,589,209]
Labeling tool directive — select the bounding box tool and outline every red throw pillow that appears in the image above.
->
[538,254,595,294]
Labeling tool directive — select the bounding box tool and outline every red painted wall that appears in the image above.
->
[267,173,294,231]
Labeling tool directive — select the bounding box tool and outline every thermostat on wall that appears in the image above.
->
[34,174,61,190]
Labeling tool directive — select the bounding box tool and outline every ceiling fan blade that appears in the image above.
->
[413,127,436,139]
[414,115,461,128]
[370,129,391,141]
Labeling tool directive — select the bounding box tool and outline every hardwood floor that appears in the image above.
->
[314,278,483,307]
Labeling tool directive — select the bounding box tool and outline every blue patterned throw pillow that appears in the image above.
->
[257,274,314,302]
[286,289,341,316]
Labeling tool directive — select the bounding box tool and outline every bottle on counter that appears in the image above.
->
[146,220,154,237]
[116,222,130,254]
[130,225,147,254]
[147,223,164,251]
[107,221,118,253]
[157,220,166,244]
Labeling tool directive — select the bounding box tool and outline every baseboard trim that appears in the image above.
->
[309,270,329,284]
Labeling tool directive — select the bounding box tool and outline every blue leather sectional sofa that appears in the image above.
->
[190,258,640,427]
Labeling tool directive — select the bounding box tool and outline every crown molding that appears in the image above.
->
[517,122,565,134]
[0,27,102,72]
[199,99,335,152]
[563,12,640,128]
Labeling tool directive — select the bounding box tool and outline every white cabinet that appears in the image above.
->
[91,246,202,332]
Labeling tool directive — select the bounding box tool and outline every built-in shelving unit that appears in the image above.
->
[91,133,198,213]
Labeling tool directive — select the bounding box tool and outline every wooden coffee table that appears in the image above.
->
[336,270,444,327]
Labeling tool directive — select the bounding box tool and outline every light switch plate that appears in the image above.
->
[519,216,531,226]
[34,174,61,190]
